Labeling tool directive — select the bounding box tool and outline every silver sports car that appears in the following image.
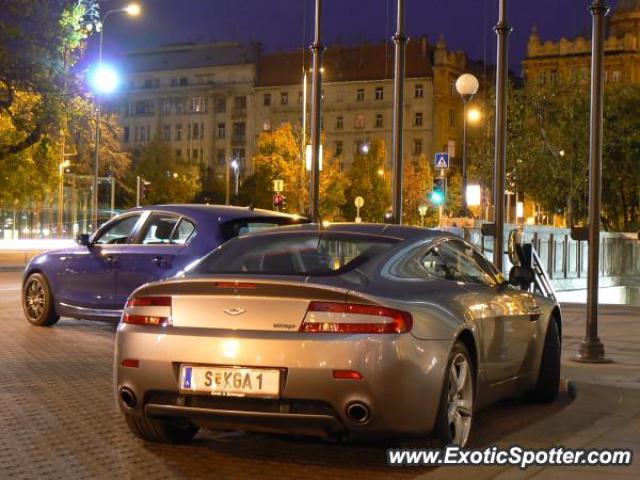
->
[114,223,561,447]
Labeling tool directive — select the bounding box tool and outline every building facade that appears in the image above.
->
[114,37,472,178]
[523,0,640,88]
[113,42,260,175]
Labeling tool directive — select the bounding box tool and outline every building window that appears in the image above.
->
[612,70,622,83]
[449,80,456,97]
[175,99,186,115]
[163,125,171,141]
[356,89,365,101]
[192,123,199,140]
[336,116,344,129]
[234,96,247,110]
[280,92,288,105]
[217,149,226,166]
[215,97,226,113]
[175,148,182,158]
[414,112,423,127]
[192,149,198,160]
[263,93,271,106]
[171,78,178,87]
[549,70,558,85]
[336,90,344,103]
[232,148,246,169]
[447,139,456,158]
[217,122,225,139]
[187,123,191,140]
[175,124,182,141]
[144,78,153,89]
[179,77,188,86]
[539,72,547,85]
[190,97,207,113]
[263,119,271,131]
[413,139,423,156]
[162,99,172,115]
[233,122,246,141]
[415,84,424,98]
[375,113,383,128]
[448,109,457,129]
[335,141,343,156]
[354,114,365,129]
[123,126,130,143]
[375,86,384,100]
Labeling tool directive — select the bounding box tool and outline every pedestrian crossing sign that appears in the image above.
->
[434,153,449,169]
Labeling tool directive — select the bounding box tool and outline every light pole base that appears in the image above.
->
[573,336,612,363]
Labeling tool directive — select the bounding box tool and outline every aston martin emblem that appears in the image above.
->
[223,307,246,316]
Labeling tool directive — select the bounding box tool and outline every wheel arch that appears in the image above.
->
[550,305,562,344]
[455,328,479,375]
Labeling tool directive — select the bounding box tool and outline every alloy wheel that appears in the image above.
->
[446,352,473,446]
[25,278,46,320]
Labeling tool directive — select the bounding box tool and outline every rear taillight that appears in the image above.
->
[123,296,172,327]
[300,301,412,334]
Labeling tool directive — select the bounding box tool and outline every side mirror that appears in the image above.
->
[76,233,91,247]
[508,265,534,290]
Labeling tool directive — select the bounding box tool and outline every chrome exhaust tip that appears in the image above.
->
[119,387,137,408]
[346,402,370,424]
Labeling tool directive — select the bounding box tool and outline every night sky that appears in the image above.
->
[95,0,621,73]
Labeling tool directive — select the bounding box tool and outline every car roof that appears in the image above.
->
[237,222,448,242]
[123,204,303,223]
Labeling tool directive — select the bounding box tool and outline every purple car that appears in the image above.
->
[22,205,304,326]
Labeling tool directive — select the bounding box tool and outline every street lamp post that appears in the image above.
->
[493,0,512,272]
[92,3,140,230]
[456,73,480,216]
[57,160,71,238]
[575,0,611,364]
[309,0,324,222]
[231,159,240,197]
[391,0,407,225]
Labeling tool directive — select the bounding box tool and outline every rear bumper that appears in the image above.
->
[114,325,452,437]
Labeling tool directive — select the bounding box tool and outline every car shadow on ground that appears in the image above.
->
[140,388,575,479]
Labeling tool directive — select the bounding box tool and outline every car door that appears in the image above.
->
[437,240,536,384]
[57,213,143,310]
[114,212,196,307]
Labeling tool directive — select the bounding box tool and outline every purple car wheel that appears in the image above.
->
[23,273,59,327]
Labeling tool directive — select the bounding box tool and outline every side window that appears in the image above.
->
[172,219,196,244]
[420,248,451,280]
[94,215,140,245]
[138,214,181,244]
[427,240,499,287]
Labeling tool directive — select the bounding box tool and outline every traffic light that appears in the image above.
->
[429,176,447,206]
[273,193,285,211]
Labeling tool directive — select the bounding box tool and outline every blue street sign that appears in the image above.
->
[434,152,450,169]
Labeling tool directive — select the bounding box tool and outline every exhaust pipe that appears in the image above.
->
[345,402,370,424]
[119,387,137,408]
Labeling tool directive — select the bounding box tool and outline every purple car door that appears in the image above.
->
[113,212,196,308]
[57,213,142,310]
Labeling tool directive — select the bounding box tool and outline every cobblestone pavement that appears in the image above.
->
[0,272,575,480]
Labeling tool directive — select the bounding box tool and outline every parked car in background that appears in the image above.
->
[22,205,305,326]
[114,223,561,447]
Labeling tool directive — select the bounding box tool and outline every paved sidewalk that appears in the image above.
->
[418,303,640,480]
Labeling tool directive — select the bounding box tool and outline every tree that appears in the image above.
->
[403,154,436,226]
[0,0,99,160]
[344,139,390,222]
[132,139,201,205]
[241,123,348,218]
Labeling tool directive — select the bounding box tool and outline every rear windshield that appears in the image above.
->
[190,232,398,276]
[219,216,306,241]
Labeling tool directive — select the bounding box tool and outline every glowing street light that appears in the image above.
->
[467,108,481,123]
[455,73,480,215]
[89,64,120,95]
[124,3,142,16]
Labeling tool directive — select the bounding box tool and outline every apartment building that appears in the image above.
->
[113,42,259,175]
[255,36,469,172]
[113,36,471,177]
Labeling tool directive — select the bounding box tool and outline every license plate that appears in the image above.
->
[179,365,281,397]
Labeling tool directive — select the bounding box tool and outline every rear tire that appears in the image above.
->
[432,341,475,447]
[23,273,59,327]
[528,319,560,403]
[124,415,198,444]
